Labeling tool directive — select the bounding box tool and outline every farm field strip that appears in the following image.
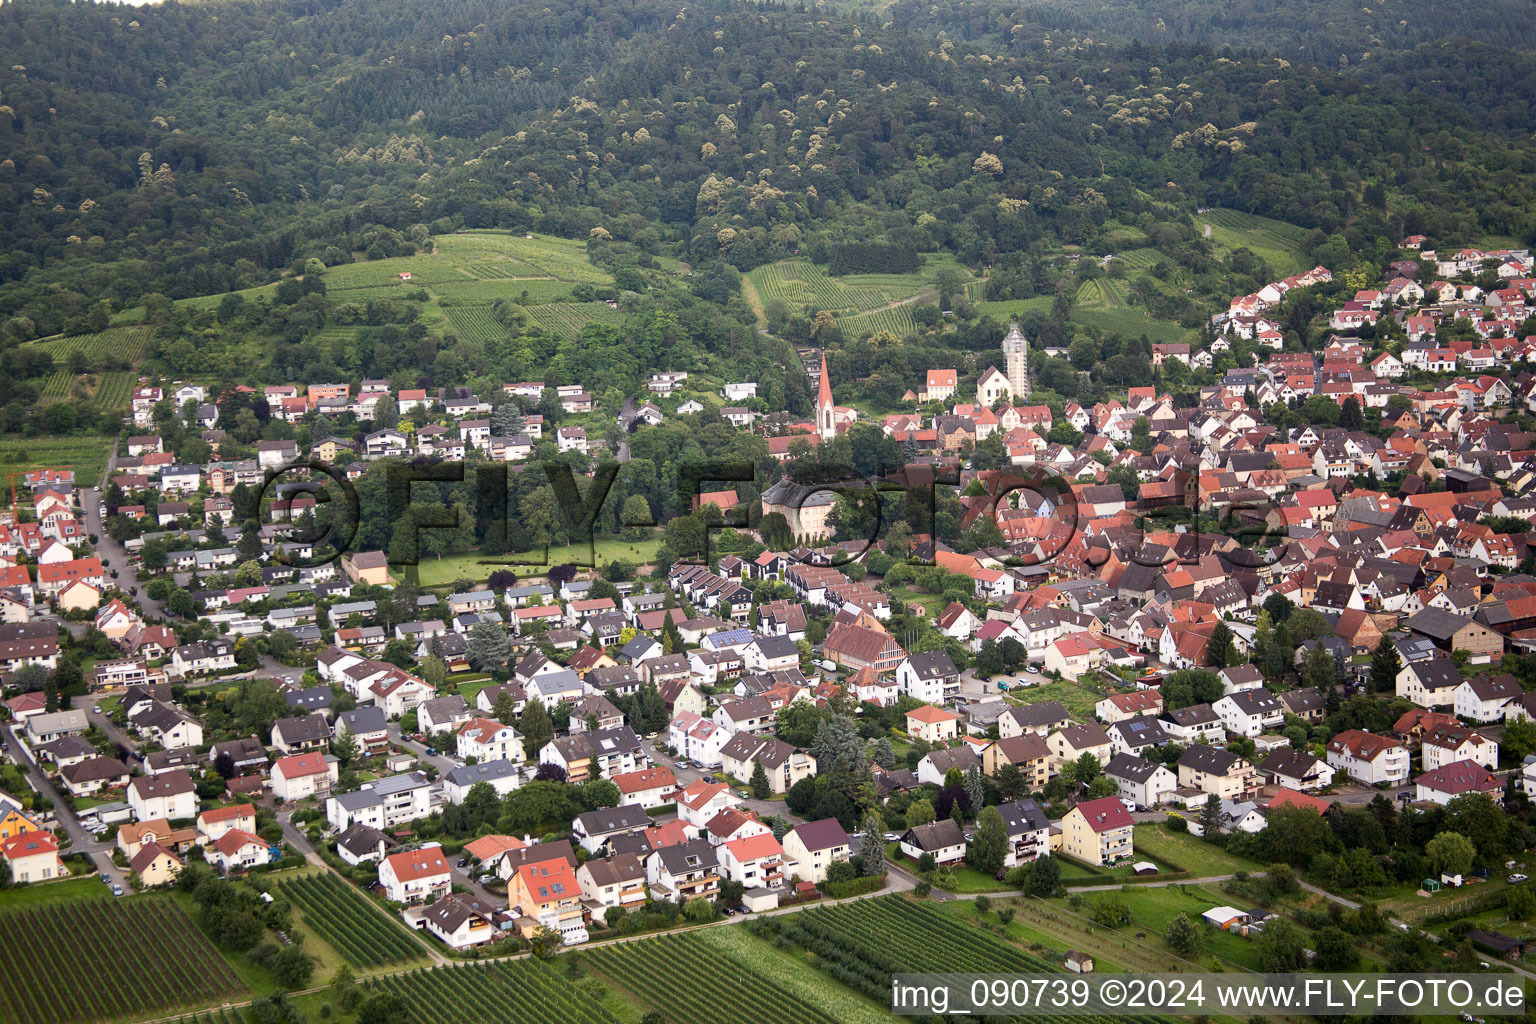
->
[0,896,245,1024]
[526,303,628,338]
[363,960,612,1024]
[836,305,917,340]
[274,873,429,967]
[27,324,151,366]
[445,306,513,345]
[583,930,837,1024]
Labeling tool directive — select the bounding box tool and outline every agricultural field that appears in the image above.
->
[362,960,612,1024]
[582,930,843,1024]
[163,1011,248,1024]
[0,435,113,489]
[836,304,917,340]
[444,305,513,345]
[0,895,246,1024]
[274,872,429,968]
[769,898,1186,1024]
[38,370,135,416]
[526,302,628,339]
[973,296,1052,321]
[1198,208,1311,277]
[27,325,151,369]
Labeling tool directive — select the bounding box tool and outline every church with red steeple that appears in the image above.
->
[816,351,836,439]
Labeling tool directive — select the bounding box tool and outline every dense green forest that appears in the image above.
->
[1,0,1534,346]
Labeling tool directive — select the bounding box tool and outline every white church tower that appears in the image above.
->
[1002,320,1030,399]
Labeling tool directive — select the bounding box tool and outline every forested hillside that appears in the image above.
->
[1,0,1533,345]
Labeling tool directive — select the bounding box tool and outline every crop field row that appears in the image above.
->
[1075,277,1130,308]
[1200,208,1309,275]
[432,279,577,306]
[363,960,612,1024]
[1115,247,1165,270]
[445,306,513,345]
[436,231,611,283]
[28,324,151,367]
[163,1010,248,1024]
[0,896,245,1024]
[460,260,551,281]
[274,872,428,968]
[836,305,917,340]
[47,369,139,415]
[583,931,838,1024]
[748,260,890,313]
[527,302,628,338]
[765,897,1179,1024]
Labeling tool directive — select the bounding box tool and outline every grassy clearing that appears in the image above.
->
[0,435,113,489]
[1072,306,1193,344]
[398,536,663,586]
[1199,208,1310,277]
[1003,678,1103,720]
[0,876,112,908]
[1130,824,1265,877]
[973,296,1052,320]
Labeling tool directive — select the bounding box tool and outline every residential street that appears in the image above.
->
[0,724,127,889]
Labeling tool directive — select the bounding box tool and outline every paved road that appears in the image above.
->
[81,484,169,621]
[0,723,127,889]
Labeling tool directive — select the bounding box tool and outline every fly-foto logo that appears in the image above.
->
[252,456,1250,577]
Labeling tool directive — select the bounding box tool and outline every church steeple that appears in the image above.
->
[816,351,835,439]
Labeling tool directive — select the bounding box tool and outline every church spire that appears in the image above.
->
[816,350,835,439]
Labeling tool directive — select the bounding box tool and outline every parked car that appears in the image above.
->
[112,885,123,896]
[100,873,111,884]
[1509,873,1528,884]
[883,832,898,842]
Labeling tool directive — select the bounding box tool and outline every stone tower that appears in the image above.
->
[1002,320,1030,400]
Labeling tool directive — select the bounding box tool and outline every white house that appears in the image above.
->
[455,717,525,763]
[1212,688,1285,738]
[1103,753,1176,809]
[378,845,453,904]
[1453,676,1522,723]
[668,711,731,768]
[781,818,850,884]
[1325,730,1410,786]
[326,773,434,831]
[126,771,198,822]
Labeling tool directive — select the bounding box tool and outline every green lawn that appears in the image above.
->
[1130,823,1265,877]
[0,875,112,908]
[398,535,662,586]
[1004,678,1102,720]
[1055,882,1281,972]
[0,435,114,489]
